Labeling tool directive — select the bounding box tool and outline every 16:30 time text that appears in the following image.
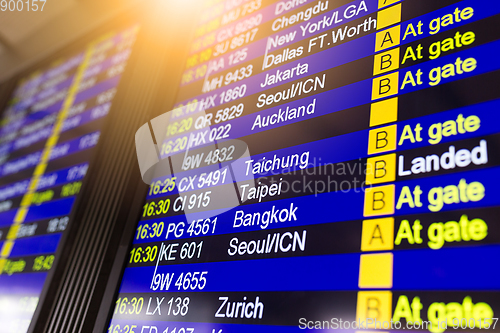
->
[142,191,212,218]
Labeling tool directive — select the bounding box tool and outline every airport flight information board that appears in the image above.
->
[0,26,139,333]
[109,0,500,332]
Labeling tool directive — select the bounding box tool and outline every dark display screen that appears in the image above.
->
[0,26,139,333]
[109,0,500,332]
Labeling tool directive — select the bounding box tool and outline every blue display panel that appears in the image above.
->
[0,26,139,333]
[109,0,500,332]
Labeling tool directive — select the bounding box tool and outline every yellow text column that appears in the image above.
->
[357,0,402,331]
[0,43,97,274]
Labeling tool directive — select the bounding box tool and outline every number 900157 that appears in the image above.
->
[1,0,46,11]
